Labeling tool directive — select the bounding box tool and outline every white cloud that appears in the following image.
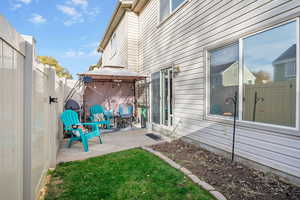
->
[18,0,31,4]
[65,50,85,57]
[68,0,88,9]
[12,0,32,10]
[65,47,99,58]
[82,41,98,48]
[85,7,100,22]
[63,17,84,26]
[65,50,76,57]
[56,0,99,26]
[57,4,85,26]
[29,14,46,24]
[57,5,80,16]
[89,48,99,56]
[12,3,22,10]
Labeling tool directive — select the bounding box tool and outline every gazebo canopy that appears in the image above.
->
[78,66,147,80]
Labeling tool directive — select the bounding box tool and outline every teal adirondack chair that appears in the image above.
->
[61,110,102,152]
[89,104,112,129]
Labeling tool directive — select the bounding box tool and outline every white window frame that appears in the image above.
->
[159,0,190,23]
[160,67,173,127]
[205,18,300,133]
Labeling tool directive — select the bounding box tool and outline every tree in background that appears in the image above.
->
[38,56,73,79]
[253,70,271,84]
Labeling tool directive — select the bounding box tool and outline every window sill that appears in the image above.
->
[205,114,300,137]
[157,0,190,28]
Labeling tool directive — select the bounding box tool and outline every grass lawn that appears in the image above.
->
[45,148,215,200]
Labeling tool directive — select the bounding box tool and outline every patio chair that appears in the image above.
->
[89,104,112,129]
[117,104,134,128]
[61,110,102,152]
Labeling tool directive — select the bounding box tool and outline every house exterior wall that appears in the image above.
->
[127,11,139,72]
[137,0,300,183]
[274,60,297,81]
[101,12,128,68]
[274,63,287,81]
[101,11,139,71]
[222,63,256,86]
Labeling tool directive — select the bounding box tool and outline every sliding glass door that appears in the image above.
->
[151,68,173,127]
[161,68,173,126]
[151,72,161,124]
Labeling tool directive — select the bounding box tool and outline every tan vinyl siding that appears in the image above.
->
[127,11,139,72]
[101,11,139,71]
[102,12,128,67]
[138,0,300,180]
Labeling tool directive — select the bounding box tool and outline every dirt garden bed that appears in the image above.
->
[151,140,300,200]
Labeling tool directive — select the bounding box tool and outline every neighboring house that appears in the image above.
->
[273,44,297,81]
[98,0,300,185]
[211,61,256,87]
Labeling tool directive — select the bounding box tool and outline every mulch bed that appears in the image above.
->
[151,140,300,200]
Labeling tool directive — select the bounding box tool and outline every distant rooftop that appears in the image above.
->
[211,61,236,74]
[273,44,296,64]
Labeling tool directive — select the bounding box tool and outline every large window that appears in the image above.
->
[160,0,185,21]
[208,20,297,128]
[209,43,239,117]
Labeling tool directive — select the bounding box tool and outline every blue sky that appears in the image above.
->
[0,0,118,78]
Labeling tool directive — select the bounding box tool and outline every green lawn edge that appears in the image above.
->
[45,148,215,200]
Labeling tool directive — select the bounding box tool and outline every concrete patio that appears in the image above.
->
[57,128,166,163]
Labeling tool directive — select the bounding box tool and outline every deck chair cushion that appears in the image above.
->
[93,113,105,122]
[122,106,130,115]
[72,123,87,137]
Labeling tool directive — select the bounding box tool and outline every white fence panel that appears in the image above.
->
[0,16,25,200]
[0,15,83,200]
[31,65,50,197]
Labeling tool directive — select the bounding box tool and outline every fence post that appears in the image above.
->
[23,35,34,200]
[48,67,58,168]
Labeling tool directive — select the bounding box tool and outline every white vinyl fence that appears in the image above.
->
[0,15,82,200]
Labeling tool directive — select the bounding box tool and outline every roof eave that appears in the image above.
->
[132,0,149,13]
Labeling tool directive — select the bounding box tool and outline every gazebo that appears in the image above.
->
[78,66,147,123]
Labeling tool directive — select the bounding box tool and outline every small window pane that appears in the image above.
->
[160,0,170,21]
[172,0,185,11]
[284,62,296,78]
[209,43,239,117]
[243,21,296,127]
[151,72,161,124]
